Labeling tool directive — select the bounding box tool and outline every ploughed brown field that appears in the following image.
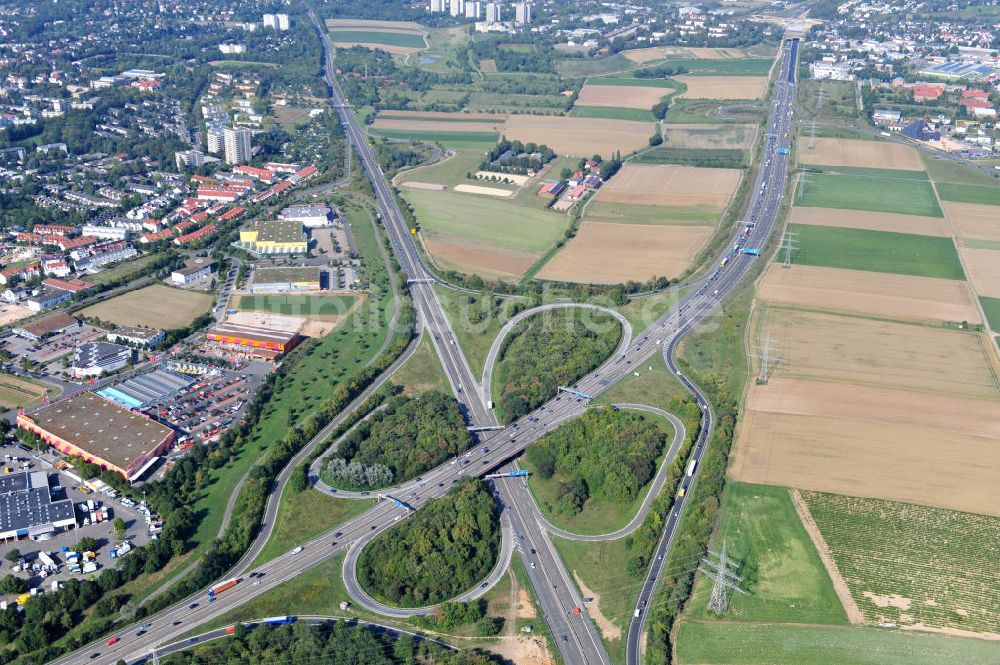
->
[423,238,538,280]
[942,201,1000,241]
[675,75,768,100]
[788,206,951,237]
[756,264,983,324]
[956,244,1000,298]
[502,115,654,157]
[798,137,925,171]
[595,164,741,210]
[575,84,670,109]
[537,222,712,284]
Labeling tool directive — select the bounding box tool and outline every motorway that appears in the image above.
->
[54,23,798,664]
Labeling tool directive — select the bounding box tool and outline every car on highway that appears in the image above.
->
[106,637,119,646]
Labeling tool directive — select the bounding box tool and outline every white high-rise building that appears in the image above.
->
[515,1,532,24]
[430,0,446,12]
[485,2,501,22]
[263,13,276,28]
[465,1,480,18]
[175,149,205,170]
[275,13,290,30]
[206,128,224,154]
[449,0,464,17]
[223,127,252,165]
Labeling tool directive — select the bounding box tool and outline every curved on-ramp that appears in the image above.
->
[530,403,686,543]
[480,303,633,408]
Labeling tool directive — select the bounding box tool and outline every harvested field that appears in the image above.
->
[732,378,1000,516]
[81,284,214,330]
[623,46,756,63]
[575,83,669,109]
[377,110,506,120]
[943,201,1000,241]
[400,181,446,191]
[371,118,503,133]
[789,206,950,237]
[423,238,537,280]
[760,308,1000,400]
[800,138,924,171]
[503,115,654,157]
[326,19,425,31]
[454,184,513,197]
[537,221,712,283]
[327,42,421,56]
[957,245,1000,298]
[756,264,982,324]
[596,163,740,210]
[479,59,497,73]
[662,123,756,150]
[0,373,52,410]
[676,75,768,100]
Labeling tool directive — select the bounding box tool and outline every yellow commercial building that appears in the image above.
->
[239,220,308,255]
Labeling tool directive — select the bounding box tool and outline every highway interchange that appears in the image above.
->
[54,19,799,664]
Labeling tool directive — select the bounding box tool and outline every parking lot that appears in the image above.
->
[142,369,258,444]
[0,442,153,598]
[3,323,105,366]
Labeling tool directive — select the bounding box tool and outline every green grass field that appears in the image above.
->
[787,224,965,280]
[675,622,1000,665]
[88,253,160,285]
[588,76,679,88]
[556,53,635,77]
[795,171,943,217]
[238,294,357,319]
[686,483,847,624]
[328,29,426,49]
[593,346,688,410]
[369,128,499,150]
[390,333,449,396]
[253,491,374,566]
[935,182,1000,206]
[921,153,1000,187]
[664,98,755,124]
[553,536,644,664]
[398,150,511,189]
[656,58,774,76]
[980,296,1000,331]
[0,373,53,409]
[570,106,656,121]
[585,200,721,225]
[404,188,567,253]
[804,165,929,181]
[522,412,674,535]
[802,491,1000,633]
[632,147,745,168]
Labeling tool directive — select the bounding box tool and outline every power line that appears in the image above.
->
[781,230,799,268]
[699,541,746,615]
[752,334,782,385]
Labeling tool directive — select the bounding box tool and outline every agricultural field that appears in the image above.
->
[81,284,214,329]
[503,115,654,156]
[622,45,775,64]
[404,188,567,279]
[936,182,1000,206]
[796,79,859,120]
[686,482,848,625]
[795,170,943,218]
[537,221,712,284]
[758,308,999,400]
[0,373,56,409]
[675,621,1000,665]
[326,19,427,55]
[786,224,966,280]
[942,201,1000,241]
[575,83,671,110]
[756,264,982,324]
[982,296,1000,330]
[596,163,741,210]
[956,244,1000,297]
[798,138,924,171]
[802,491,1000,634]
[675,75,768,100]
[788,206,950,237]
[661,123,756,150]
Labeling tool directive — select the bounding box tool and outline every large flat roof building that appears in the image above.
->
[17,392,176,482]
[238,220,307,255]
[205,321,300,360]
[250,266,322,293]
[278,204,331,228]
[69,341,133,378]
[0,471,76,542]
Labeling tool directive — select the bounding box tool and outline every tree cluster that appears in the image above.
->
[358,480,499,607]
[494,309,621,423]
[526,407,667,513]
[329,391,470,490]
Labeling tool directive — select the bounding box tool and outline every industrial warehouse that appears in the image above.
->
[249,266,323,293]
[204,321,300,360]
[0,472,76,542]
[237,220,308,255]
[16,392,176,482]
[97,368,195,409]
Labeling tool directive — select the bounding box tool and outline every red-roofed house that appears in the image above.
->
[909,84,944,102]
[35,224,78,236]
[174,224,217,246]
[54,235,99,252]
[140,229,174,244]
[233,165,275,183]
[43,277,96,294]
[566,184,588,201]
[0,263,40,285]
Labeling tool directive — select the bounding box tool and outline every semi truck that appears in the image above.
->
[685,458,698,477]
[208,578,239,599]
[261,616,295,626]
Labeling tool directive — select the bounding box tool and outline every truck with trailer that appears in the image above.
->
[685,458,698,477]
[208,578,239,599]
